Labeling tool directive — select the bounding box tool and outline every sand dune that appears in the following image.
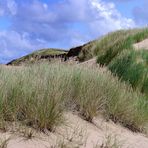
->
[0,112,147,148]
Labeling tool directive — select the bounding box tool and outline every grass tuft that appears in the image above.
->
[108,50,148,96]
[0,63,147,133]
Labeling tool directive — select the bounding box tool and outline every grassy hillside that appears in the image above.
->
[68,40,98,61]
[6,28,148,96]
[77,28,148,62]
[109,50,148,96]
[96,28,148,65]
[77,29,134,61]
[79,28,148,96]
[70,27,147,64]
[7,48,67,65]
[0,63,147,133]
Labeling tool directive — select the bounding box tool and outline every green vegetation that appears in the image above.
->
[8,48,67,65]
[0,63,147,133]
[30,48,67,56]
[1,27,148,138]
[109,50,148,96]
[77,40,98,61]
[96,28,148,65]
[83,27,148,96]
[77,28,148,63]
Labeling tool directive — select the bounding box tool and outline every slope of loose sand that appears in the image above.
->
[133,39,148,50]
[0,112,148,148]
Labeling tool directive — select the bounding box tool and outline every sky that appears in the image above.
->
[0,0,147,63]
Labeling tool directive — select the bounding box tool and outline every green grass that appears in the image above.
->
[109,50,148,96]
[77,41,98,61]
[96,28,148,65]
[8,48,67,65]
[77,28,148,63]
[0,64,69,131]
[89,27,148,96]
[30,48,67,56]
[0,63,147,133]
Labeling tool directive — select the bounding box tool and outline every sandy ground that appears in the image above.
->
[133,39,148,50]
[0,112,147,148]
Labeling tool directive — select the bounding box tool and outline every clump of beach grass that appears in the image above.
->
[0,63,147,133]
[109,49,148,96]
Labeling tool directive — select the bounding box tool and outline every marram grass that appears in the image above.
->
[0,63,147,133]
[109,49,148,96]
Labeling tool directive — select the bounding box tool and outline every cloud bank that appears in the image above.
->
[0,0,135,63]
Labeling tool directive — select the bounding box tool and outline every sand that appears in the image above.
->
[133,39,148,50]
[0,112,147,148]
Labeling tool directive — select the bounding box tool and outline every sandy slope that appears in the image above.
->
[133,39,148,50]
[0,112,147,148]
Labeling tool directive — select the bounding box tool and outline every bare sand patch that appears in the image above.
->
[0,112,147,148]
[133,39,148,50]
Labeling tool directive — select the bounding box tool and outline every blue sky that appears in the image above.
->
[0,0,147,63]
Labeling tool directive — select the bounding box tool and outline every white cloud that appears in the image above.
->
[0,0,136,63]
[0,30,49,62]
[11,0,135,41]
[89,0,135,35]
